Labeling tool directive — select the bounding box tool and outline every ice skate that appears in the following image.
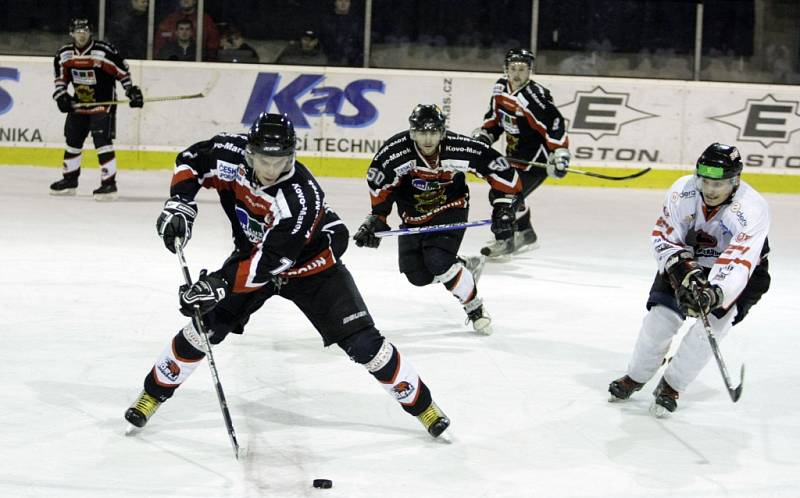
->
[125,390,162,428]
[93,176,118,201]
[464,298,492,335]
[480,237,515,258]
[416,401,450,438]
[513,228,538,253]
[458,254,486,283]
[49,171,79,196]
[608,375,644,402]
[649,377,679,418]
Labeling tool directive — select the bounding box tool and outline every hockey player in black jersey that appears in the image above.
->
[473,48,571,256]
[50,18,144,201]
[354,104,523,335]
[124,113,450,438]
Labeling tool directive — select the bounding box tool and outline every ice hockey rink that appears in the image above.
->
[1,165,798,498]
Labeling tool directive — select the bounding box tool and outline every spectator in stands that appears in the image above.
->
[155,0,219,60]
[157,19,196,61]
[319,0,363,66]
[217,23,259,63]
[110,0,149,59]
[276,29,327,66]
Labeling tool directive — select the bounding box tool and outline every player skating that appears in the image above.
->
[472,48,570,256]
[354,104,523,335]
[124,113,450,438]
[608,143,771,416]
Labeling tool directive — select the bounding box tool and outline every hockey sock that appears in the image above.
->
[143,323,206,402]
[96,145,117,181]
[437,262,477,305]
[62,145,82,174]
[364,340,432,417]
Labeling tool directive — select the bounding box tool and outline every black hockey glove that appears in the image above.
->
[677,283,724,318]
[665,251,722,317]
[546,148,570,179]
[471,127,494,146]
[55,92,73,113]
[179,270,228,317]
[126,85,144,108]
[490,195,519,240]
[156,195,197,253]
[353,214,389,249]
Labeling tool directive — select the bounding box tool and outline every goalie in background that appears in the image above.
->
[50,18,144,201]
[354,104,523,335]
[608,143,771,417]
[472,48,571,256]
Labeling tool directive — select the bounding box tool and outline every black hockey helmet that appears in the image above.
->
[504,48,535,70]
[408,104,446,132]
[69,18,92,34]
[247,113,296,156]
[695,143,743,180]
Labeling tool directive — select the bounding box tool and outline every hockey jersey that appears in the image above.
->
[169,133,338,294]
[480,77,569,168]
[367,131,522,225]
[53,39,133,115]
[651,175,770,309]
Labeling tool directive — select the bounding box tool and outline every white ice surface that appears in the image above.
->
[1,166,798,498]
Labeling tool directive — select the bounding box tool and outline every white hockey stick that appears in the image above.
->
[375,219,491,238]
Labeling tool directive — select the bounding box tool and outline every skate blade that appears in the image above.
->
[50,188,77,196]
[649,402,670,418]
[93,192,119,202]
[474,325,493,336]
[608,394,626,403]
[125,424,143,436]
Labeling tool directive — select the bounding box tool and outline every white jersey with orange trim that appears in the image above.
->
[651,175,770,309]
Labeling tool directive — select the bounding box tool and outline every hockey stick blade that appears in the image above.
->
[529,162,652,181]
[375,219,491,238]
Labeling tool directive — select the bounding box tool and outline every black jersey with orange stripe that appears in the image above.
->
[479,77,569,167]
[366,130,522,226]
[168,133,339,293]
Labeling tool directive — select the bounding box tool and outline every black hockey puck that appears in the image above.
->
[313,479,333,489]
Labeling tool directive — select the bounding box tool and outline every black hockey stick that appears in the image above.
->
[375,219,491,238]
[691,283,744,402]
[529,161,652,181]
[176,242,241,459]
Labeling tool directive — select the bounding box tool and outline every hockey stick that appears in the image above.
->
[691,282,745,402]
[73,72,220,108]
[529,161,652,181]
[175,242,241,459]
[375,219,491,238]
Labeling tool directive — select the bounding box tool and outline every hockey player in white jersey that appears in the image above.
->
[608,143,771,416]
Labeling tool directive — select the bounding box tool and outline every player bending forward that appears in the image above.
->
[354,104,522,335]
[608,143,771,417]
[124,113,450,438]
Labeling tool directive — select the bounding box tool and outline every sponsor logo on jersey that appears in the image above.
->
[736,232,752,242]
[157,358,181,382]
[235,205,267,243]
[241,72,385,129]
[70,68,97,85]
[710,94,800,148]
[216,160,239,181]
[391,381,416,401]
[559,86,659,140]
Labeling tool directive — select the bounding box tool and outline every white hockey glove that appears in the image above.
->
[546,148,570,179]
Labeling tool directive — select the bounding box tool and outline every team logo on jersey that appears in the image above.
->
[392,381,416,401]
[710,94,800,148]
[414,189,446,213]
[736,232,753,242]
[558,86,659,140]
[157,358,181,382]
[74,85,95,102]
[241,72,385,129]
[70,68,97,85]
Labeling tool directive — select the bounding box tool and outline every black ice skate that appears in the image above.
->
[480,237,515,258]
[125,390,162,428]
[458,255,486,283]
[416,401,450,438]
[649,377,679,418]
[464,298,492,335]
[513,227,538,252]
[608,375,644,402]
[93,176,118,201]
[49,170,79,196]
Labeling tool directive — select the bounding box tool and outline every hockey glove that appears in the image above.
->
[353,214,389,248]
[677,283,724,318]
[546,148,570,179]
[126,85,144,108]
[156,195,197,253]
[179,270,228,317]
[471,127,494,146]
[55,91,73,113]
[490,195,519,240]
